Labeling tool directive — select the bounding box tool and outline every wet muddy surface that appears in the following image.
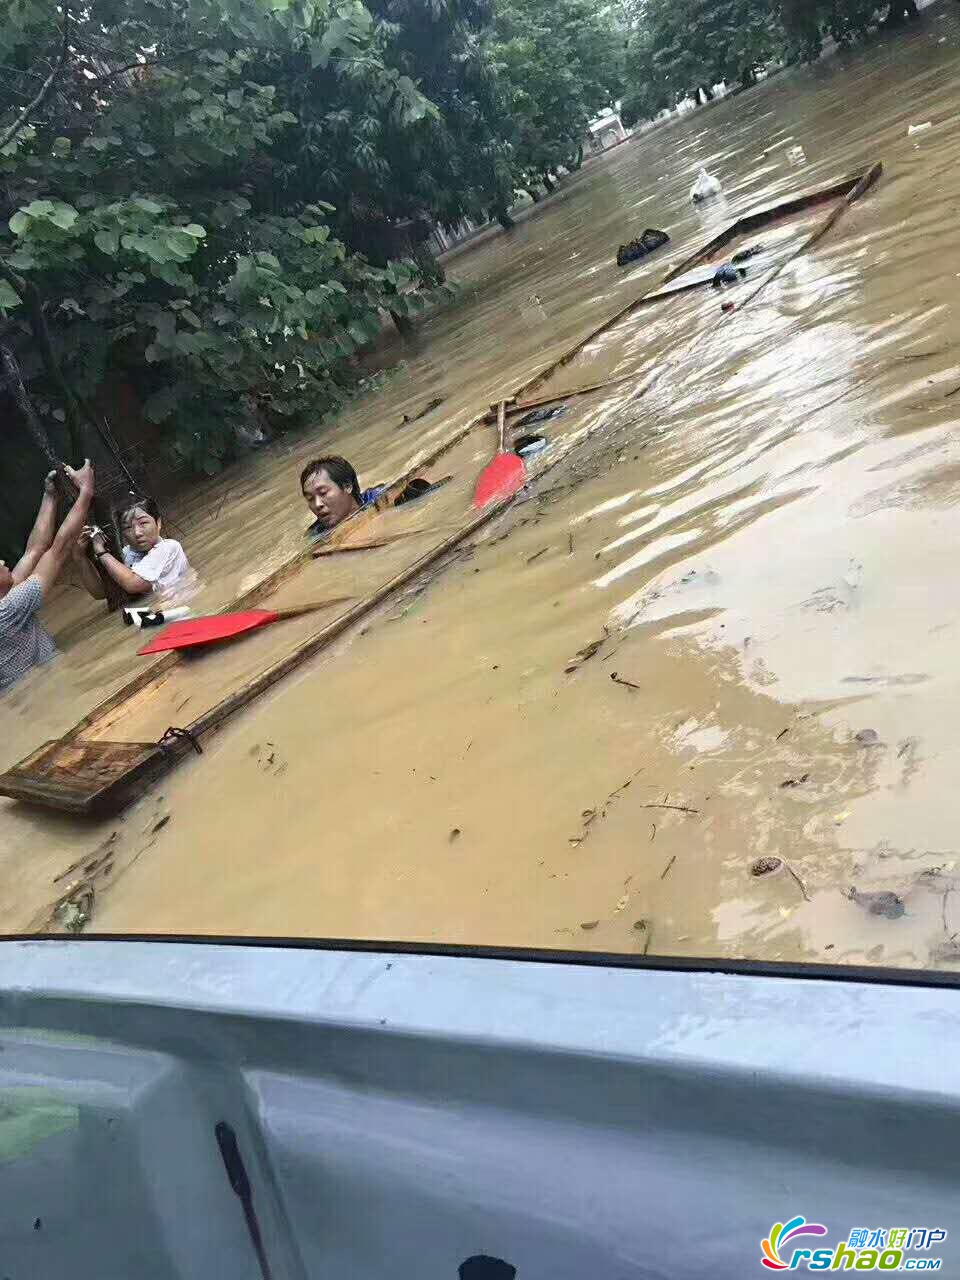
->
[4,3,960,967]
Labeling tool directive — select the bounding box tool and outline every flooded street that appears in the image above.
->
[4,3,960,966]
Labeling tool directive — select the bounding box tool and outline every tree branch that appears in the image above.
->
[89,44,212,86]
[0,6,71,154]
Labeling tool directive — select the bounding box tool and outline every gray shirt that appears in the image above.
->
[0,576,56,692]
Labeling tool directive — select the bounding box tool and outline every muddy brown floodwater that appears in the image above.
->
[4,4,960,967]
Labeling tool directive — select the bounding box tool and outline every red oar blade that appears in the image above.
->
[472,452,526,509]
[137,609,279,655]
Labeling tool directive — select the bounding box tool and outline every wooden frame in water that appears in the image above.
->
[0,162,882,818]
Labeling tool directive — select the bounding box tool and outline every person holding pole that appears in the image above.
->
[0,460,95,691]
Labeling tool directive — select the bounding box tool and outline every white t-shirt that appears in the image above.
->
[122,538,192,593]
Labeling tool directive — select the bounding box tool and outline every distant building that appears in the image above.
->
[586,111,628,153]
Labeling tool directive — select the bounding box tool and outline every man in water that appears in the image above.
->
[300,456,384,535]
[300,455,436,536]
[0,459,95,692]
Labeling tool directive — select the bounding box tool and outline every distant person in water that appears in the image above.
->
[301,456,384,535]
[300,455,437,536]
[74,496,194,601]
[0,460,95,692]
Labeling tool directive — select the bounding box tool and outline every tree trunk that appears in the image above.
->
[497,210,516,230]
[413,242,445,286]
[542,173,556,193]
[390,309,414,336]
[573,145,583,171]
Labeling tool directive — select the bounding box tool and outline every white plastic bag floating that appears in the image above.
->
[690,166,722,202]
[907,121,932,136]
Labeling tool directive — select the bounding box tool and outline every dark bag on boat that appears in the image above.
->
[616,228,670,267]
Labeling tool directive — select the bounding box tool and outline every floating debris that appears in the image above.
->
[691,166,722,202]
[565,634,607,673]
[580,920,599,931]
[854,728,881,747]
[610,672,641,691]
[751,856,783,878]
[616,227,670,267]
[846,887,906,919]
[568,768,643,845]
[58,889,94,934]
[780,773,810,788]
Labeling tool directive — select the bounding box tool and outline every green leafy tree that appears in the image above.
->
[264,0,513,269]
[494,0,625,191]
[0,0,448,478]
[778,0,918,60]
[623,0,779,113]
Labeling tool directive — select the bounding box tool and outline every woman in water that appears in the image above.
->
[74,497,194,601]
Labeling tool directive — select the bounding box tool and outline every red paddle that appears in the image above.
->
[137,598,352,655]
[472,400,525,508]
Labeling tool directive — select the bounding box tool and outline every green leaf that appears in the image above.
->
[50,202,78,230]
[52,136,71,157]
[9,211,28,236]
[133,197,164,215]
[227,89,244,108]
[136,142,156,157]
[94,229,119,256]
[181,224,206,239]
[7,247,34,269]
[144,385,182,423]
[0,280,21,311]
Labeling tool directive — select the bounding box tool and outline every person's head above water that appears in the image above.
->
[117,497,163,554]
[300,456,363,531]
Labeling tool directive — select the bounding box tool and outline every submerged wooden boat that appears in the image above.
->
[0,163,882,817]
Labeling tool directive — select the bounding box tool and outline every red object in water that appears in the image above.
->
[472,451,526,508]
[472,400,526,508]
[721,302,736,313]
[137,598,350,654]
[138,610,286,654]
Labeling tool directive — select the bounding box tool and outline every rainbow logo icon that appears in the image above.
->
[762,1217,829,1269]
